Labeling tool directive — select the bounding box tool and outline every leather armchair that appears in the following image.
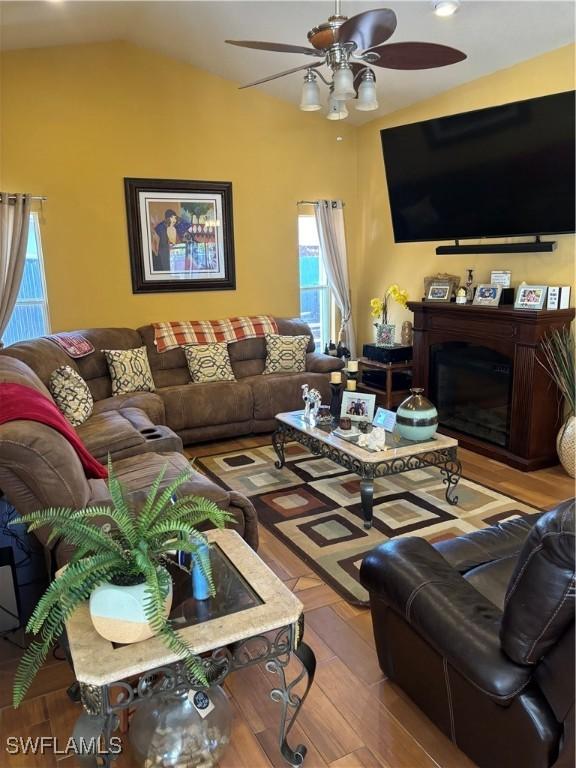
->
[360,500,575,768]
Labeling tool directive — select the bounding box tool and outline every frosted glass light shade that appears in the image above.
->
[300,80,321,111]
[326,94,349,120]
[332,67,355,100]
[356,79,378,111]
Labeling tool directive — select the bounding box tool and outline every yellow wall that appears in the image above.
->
[1,41,574,341]
[354,44,576,345]
[0,41,357,331]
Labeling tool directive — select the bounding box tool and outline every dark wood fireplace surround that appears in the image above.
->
[408,301,575,471]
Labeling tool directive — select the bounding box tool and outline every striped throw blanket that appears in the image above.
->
[153,316,279,352]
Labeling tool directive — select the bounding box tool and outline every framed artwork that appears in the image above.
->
[340,392,376,422]
[514,285,547,310]
[473,284,502,306]
[124,178,235,294]
[423,273,459,302]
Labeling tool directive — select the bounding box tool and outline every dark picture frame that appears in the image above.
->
[124,178,236,293]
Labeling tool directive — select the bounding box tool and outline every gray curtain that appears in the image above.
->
[0,194,31,348]
[313,200,356,357]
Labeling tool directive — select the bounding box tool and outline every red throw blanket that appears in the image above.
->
[0,382,108,479]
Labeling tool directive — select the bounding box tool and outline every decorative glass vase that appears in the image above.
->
[375,323,395,347]
[396,388,438,442]
[129,686,232,768]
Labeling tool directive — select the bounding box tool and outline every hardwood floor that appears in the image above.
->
[0,438,572,768]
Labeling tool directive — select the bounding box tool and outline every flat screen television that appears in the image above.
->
[380,90,575,243]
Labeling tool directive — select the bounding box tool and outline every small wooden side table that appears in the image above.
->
[357,356,413,410]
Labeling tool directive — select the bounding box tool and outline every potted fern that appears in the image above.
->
[540,327,575,477]
[12,460,233,708]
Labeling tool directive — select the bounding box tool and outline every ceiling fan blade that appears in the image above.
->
[226,40,322,57]
[337,9,397,51]
[239,61,323,89]
[370,42,467,70]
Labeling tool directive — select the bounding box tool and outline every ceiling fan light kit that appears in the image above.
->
[356,72,379,111]
[332,66,356,100]
[327,93,349,121]
[228,2,466,121]
[300,73,322,111]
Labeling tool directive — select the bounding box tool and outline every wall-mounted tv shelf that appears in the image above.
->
[436,237,557,255]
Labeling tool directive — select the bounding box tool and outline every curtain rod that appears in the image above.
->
[1,194,47,201]
[296,200,345,207]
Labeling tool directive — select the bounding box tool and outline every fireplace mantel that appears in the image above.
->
[408,301,575,470]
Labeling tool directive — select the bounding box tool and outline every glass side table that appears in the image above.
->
[65,529,315,767]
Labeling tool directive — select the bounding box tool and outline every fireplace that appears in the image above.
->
[408,301,575,471]
[430,342,512,448]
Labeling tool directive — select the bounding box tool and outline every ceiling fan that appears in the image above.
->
[226,1,467,119]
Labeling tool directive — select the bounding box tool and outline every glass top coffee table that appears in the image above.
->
[66,529,316,767]
[273,411,461,529]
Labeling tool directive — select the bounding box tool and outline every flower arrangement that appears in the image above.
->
[370,285,409,326]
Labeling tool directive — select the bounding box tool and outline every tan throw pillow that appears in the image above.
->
[48,365,94,427]
[103,347,155,395]
[184,342,235,383]
[263,333,309,375]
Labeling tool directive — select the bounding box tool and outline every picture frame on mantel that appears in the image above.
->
[514,285,547,310]
[124,178,236,294]
[473,284,502,306]
[423,273,460,303]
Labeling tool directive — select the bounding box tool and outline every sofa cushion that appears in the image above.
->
[48,365,94,427]
[103,347,155,395]
[159,381,254,432]
[184,342,235,383]
[247,372,332,421]
[75,410,148,461]
[92,392,166,425]
[263,334,308,375]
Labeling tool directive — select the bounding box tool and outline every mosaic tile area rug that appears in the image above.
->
[196,442,539,605]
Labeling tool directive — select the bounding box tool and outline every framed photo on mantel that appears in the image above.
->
[473,284,502,306]
[124,178,236,294]
[514,285,548,310]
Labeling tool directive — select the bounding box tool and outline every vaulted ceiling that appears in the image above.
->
[1,1,574,124]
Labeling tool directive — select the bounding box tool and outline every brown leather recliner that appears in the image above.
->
[360,500,575,768]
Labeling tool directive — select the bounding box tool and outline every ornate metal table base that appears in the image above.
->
[273,422,462,529]
[72,619,315,767]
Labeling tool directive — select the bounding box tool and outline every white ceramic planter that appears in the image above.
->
[89,569,173,644]
[557,415,575,478]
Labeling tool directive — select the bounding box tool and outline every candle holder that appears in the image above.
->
[329,383,343,422]
[345,369,358,391]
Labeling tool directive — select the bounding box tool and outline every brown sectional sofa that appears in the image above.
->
[1,317,343,450]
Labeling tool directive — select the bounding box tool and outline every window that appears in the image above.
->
[298,215,330,351]
[2,213,49,346]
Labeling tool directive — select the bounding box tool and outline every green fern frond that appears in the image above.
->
[27,553,123,634]
[135,463,168,535]
[106,459,134,523]
[161,496,235,529]
[140,467,195,531]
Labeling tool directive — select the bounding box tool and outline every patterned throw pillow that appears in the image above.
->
[263,334,309,375]
[184,342,236,383]
[48,365,94,427]
[103,347,155,395]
